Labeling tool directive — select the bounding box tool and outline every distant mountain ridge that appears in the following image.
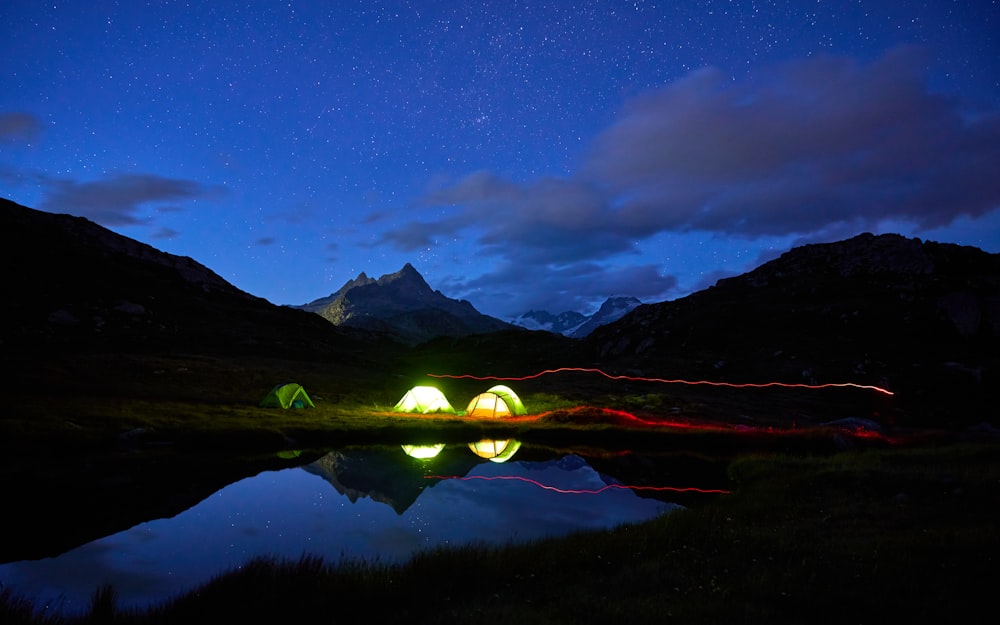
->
[297,263,515,344]
[585,232,1000,424]
[511,296,642,337]
[4,194,998,429]
[0,197,370,357]
[510,309,588,334]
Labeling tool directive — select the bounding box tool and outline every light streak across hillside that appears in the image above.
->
[427,367,893,396]
[425,474,731,495]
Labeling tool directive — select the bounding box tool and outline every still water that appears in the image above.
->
[0,442,709,615]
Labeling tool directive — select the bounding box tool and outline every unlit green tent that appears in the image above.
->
[260,383,315,409]
[393,386,456,414]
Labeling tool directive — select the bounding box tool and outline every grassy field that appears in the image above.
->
[2,350,997,623]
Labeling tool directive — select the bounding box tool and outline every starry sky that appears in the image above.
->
[2,1,999,319]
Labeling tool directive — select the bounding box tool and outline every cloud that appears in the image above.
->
[150,227,180,240]
[586,44,1000,235]
[38,173,220,226]
[376,46,1000,315]
[447,260,678,317]
[378,219,442,251]
[390,172,634,264]
[0,111,42,143]
[361,209,390,224]
[387,46,1000,269]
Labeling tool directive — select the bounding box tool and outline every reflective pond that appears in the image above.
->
[0,441,728,616]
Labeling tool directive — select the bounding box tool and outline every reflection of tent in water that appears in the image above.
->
[260,383,315,409]
[465,385,527,418]
[469,439,522,463]
[401,443,446,459]
[394,386,456,414]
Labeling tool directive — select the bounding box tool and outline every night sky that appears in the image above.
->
[2,1,998,318]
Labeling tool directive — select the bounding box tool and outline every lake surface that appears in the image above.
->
[0,442,724,616]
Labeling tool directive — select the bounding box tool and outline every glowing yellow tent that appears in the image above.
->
[393,386,456,414]
[465,384,527,418]
[468,439,522,462]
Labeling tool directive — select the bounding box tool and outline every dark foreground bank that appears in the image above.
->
[2,441,996,625]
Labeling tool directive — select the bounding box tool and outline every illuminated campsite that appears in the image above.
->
[2,1,998,623]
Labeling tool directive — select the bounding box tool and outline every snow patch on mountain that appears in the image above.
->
[510,296,642,337]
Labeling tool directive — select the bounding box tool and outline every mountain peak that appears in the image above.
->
[567,296,642,337]
[377,263,430,290]
[296,262,512,343]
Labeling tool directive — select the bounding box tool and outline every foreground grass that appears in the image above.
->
[3,442,996,624]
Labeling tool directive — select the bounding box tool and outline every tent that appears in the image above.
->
[260,383,315,409]
[393,386,456,414]
[468,439,522,463]
[464,384,527,418]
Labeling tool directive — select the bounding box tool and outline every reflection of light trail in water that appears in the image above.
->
[428,366,893,396]
[425,474,731,495]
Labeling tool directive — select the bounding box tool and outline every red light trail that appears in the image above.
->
[426,474,731,495]
[427,367,893,396]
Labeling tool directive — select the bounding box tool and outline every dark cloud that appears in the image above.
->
[361,210,390,224]
[375,46,1000,314]
[397,173,634,263]
[587,45,1000,235]
[150,227,180,240]
[388,46,999,270]
[0,164,30,186]
[0,111,42,143]
[38,173,220,226]
[448,260,678,318]
[378,219,441,251]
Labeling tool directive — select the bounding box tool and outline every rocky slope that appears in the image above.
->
[297,263,515,344]
[0,197,375,359]
[567,296,642,338]
[585,233,1000,424]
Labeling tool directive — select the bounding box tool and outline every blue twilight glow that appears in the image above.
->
[1,2,998,318]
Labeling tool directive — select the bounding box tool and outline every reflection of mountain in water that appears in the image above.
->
[303,445,731,514]
[303,446,482,514]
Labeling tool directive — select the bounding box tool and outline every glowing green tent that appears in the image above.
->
[465,384,527,418]
[260,383,315,409]
[393,386,456,414]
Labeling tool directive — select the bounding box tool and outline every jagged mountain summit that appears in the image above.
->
[295,271,378,313]
[567,296,643,338]
[298,263,515,344]
[511,296,642,338]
